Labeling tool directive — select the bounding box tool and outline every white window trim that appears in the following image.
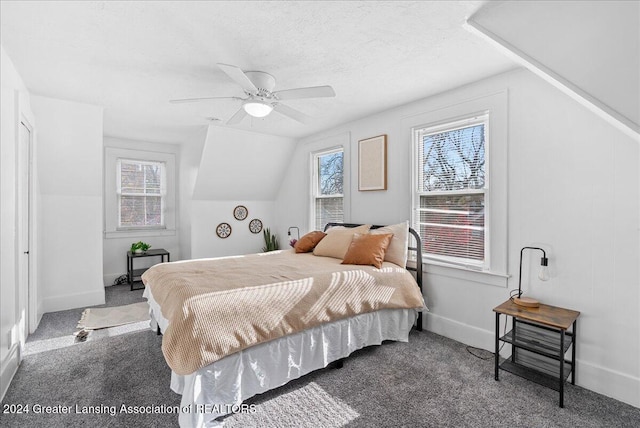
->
[405,90,508,287]
[414,113,489,269]
[105,147,176,239]
[311,146,344,231]
[116,158,166,229]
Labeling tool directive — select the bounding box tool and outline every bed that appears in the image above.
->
[142,222,425,427]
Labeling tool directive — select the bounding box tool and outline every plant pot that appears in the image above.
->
[134,249,143,254]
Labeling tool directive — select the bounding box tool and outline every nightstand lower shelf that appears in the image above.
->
[128,268,149,290]
[499,359,572,392]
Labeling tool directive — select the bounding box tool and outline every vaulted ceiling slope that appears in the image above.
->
[193,126,296,201]
[0,1,516,144]
[468,0,639,139]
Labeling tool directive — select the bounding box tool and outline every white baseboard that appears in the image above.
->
[424,311,495,351]
[0,344,19,402]
[42,288,105,313]
[577,359,640,408]
[423,312,640,408]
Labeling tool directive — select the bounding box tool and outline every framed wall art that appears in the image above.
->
[358,134,387,191]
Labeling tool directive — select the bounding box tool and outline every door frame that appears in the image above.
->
[18,110,37,336]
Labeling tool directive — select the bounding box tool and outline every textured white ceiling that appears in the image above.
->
[0,1,516,143]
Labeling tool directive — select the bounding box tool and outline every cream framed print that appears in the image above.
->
[358,134,387,191]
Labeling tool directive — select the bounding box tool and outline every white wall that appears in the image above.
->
[274,131,352,235]
[191,200,278,259]
[189,125,296,258]
[178,128,207,261]
[193,126,296,200]
[102,137,181,285]
[273,68,639,407]
[0,45,33,401]
[31,95,105,312]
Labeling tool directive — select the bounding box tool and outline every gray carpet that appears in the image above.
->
[1,284,639,428]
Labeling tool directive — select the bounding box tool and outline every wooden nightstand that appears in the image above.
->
[493,299,580,408]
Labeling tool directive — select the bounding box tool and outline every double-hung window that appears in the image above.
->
[104,145,176,238]
[413,114,488,267]
[312,148,344,231]
[117,159,165,229]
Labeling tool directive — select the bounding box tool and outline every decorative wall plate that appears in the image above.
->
[233,205,248,221]
[249,218,263,234]
[216,222,232,238]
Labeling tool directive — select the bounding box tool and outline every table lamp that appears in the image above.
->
[288,226,300,247]
[513,246,549,308]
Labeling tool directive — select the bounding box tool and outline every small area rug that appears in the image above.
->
[77,301,150,330]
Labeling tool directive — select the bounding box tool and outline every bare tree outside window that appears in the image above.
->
[422,125,485,191]
[319,151,343,195]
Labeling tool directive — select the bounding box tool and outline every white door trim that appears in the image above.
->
[19,110,37,336]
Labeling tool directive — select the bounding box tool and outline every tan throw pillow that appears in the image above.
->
[294,231,327,253]
[313,224,371,259]
[370,221,409,267]
[341,233,394,269]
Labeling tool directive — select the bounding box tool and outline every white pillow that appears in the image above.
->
[313,224,371,259]
[370,221,409,267]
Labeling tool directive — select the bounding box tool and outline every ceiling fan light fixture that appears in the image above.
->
[243,100,273,118]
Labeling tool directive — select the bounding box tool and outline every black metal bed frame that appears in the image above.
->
[323,222,424,332]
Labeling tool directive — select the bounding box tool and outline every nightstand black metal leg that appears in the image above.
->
[559,330,565,408]
[495,312,500,381]
[571,320,576,385]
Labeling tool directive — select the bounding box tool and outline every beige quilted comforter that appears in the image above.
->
[142,250,425,375]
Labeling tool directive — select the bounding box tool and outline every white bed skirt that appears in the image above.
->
[143,287,418,428]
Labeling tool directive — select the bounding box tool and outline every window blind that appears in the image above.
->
[315,197,343,231]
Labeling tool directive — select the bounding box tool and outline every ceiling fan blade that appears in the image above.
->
[217,63,258,93]
[274,85,336,100]
[273,103,308,123]
[227,106,248,125]
[170,96,243,104]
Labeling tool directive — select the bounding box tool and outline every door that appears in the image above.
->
[17,120,31,340]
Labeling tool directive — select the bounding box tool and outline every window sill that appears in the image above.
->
[421,259,510,288]
[104,229,176,239]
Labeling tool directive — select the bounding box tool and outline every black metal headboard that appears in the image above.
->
[323,222,423,331]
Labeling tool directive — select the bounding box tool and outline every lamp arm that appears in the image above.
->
[518,246,548,298]
[287,226,300,241]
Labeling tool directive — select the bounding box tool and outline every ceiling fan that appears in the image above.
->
[170,63,336,125]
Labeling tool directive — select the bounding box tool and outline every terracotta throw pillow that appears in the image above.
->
[341,233,394,269]
[294,231,327,253]
[313,224,371,259]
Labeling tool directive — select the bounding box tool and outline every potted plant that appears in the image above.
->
[131,241,151,254]
[261,228,279,252]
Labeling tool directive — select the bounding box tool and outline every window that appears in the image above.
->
[413,114,488,267]
[117,159,165,228]
[104,146,176,238]
[313,148,344,231]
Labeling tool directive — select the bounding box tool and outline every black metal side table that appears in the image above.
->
[494,299,580,408]
[126,248,170,291]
